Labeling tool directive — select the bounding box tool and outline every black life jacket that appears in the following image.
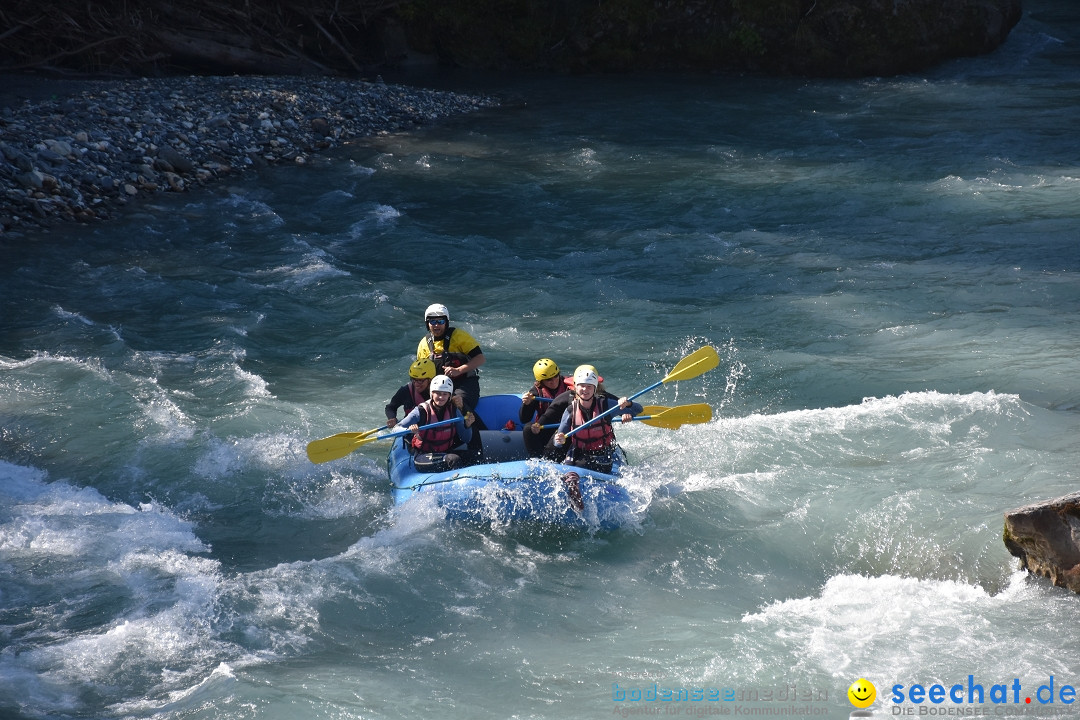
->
[425,327,473,376]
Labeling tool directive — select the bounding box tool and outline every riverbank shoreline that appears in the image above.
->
[0,73,499,239]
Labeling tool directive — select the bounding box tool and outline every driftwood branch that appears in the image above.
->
[1,35,127,72]
[0,18,35,43]
[151,31,316,75]
[0,0,410,76]
[308,14,363,73]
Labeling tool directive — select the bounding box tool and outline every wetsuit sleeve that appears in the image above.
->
[385,385,409,419]
[519,392,540,423]
[399,406,423,429]
[600,392,641,417]
[535,396,567,426]
[556,407,573,435]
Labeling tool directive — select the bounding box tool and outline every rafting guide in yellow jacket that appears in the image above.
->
[416,302,485,416]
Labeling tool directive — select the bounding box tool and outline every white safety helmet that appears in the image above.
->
[573,366,599,387]
[430,374,454,395]
[424,303,450,323]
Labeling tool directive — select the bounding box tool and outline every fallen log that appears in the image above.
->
[151,30,322,75]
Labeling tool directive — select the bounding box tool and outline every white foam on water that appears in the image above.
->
[254,252,351,290]
[349,493,448,565]
[192,431,310,479]
[631,389,1041,497]
[112,661,238,717]
[0,461,232,717]
[232,362,272,399]
[372,203,402,222]
[347,161,376,176]
[220,193,285,227]
[623,389,1075,591]
[345,203,404,240]
[741,571,1080,700]
[51,305,95,326]
[0,350,111,379]
[135,386,197,443]
[262,455,389,520]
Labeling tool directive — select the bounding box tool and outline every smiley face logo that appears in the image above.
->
[848,678,876,708]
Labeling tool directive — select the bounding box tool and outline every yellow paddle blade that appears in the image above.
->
[305,426,386,464]
[640,405,673,416]
[645,403,713,428]
[663,345,720,384]
[618,403,713,429]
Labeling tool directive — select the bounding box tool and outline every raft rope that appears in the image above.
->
[390,471,620,492]
[388,441,627,491]
[390,472,541,491]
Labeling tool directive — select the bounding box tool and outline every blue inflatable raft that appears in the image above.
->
[386,394,638,530]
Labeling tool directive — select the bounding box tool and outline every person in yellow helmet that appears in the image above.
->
[385,357,436,428]
[519,358,567,456]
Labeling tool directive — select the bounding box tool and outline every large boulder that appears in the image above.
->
[392,0,1024,77]
[1003,492,1080,594]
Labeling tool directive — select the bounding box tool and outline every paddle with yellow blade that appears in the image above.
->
[565,345,720,439]
[305,425,387,464]
[616,403,713,429]
[306,417,461,464]
[537,404,713,431]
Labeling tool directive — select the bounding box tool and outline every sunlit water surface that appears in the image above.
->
[2,2,1080,718]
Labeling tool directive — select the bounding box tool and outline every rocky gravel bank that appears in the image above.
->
[0,75,498,237]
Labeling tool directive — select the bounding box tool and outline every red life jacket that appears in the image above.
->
[526,377,564,422]
[406,381,427,411]
[413,399,460,453]
[569,396,616,452]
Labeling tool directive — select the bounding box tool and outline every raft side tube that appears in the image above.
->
[474,394,525,430]
[478,429,530,463]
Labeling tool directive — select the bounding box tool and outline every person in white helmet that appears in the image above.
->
[397,374,477,469]
[530,364,619,461]
[552,365,641,510]
[416,303,486,418]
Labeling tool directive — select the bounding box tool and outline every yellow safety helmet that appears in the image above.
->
[409,357,437,380]
[532,358,560,382]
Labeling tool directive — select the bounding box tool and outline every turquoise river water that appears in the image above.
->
[3,1,1080,718]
